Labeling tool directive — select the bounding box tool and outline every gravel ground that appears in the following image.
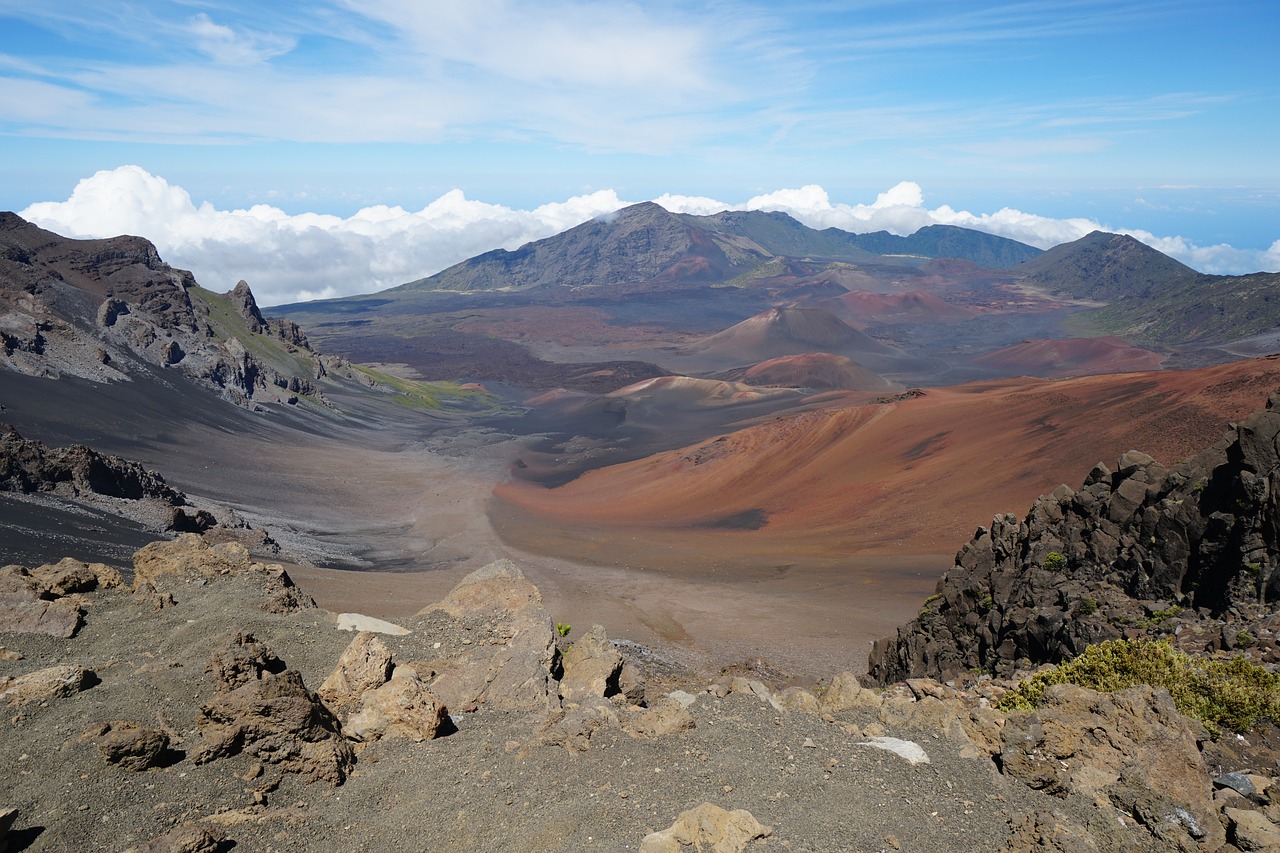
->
[0,564,1108,853]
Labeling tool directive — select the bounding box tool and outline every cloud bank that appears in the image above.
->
[20,166,1280,307]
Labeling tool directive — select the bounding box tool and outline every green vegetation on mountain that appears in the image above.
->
[999,638,1280,736]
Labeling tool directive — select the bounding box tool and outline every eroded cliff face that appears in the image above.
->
[0,212,333,409]
[870,392,1280,684]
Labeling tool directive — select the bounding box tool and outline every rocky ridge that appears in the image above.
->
[869,390,1280,685]
[0,212,339,409]
[5,533,1280,850]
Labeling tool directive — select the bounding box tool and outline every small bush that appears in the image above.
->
[556,622,572,638]
[1042,552,1067,572]
[1138,605,1183,630]
[997,638,1280,736]
[1073,597,1099,617]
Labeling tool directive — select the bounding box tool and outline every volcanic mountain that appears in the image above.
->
[398,203,1045,295]
[1015,230,1198,302]
[397,202,770,293]
[683,306,893,364]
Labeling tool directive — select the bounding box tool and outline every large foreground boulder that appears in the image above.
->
[192,638,353,785]
[415,560,558,712]
[996,684,1223,851]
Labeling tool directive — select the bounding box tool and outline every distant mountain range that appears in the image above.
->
[396,202,1043,294]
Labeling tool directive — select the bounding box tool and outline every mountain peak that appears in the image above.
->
[1017,230,1196,301]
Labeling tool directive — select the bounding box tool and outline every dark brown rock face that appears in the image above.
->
[870,392,1280,683]
[0,425,183,502]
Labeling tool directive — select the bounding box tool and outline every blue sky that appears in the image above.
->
[2,1,1278,304]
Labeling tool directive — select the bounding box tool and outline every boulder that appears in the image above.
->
[418,560,558,712]
[639,803,772,853]
[628,697,695,739]
[192,642,353,784]
[89,721,173,771]
[319,632,393,709]
[345,669,448,743]
[128,822,224,853]
[28,557,123,595]
[0,664,92,705]
[997,684,1222,851]
[532,700,621,754]
[1226,807,1280,851]
[817,672,882,713]
[0,580,82,638]
[558,624,622,704]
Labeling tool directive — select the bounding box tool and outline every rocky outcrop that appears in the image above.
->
[0,214,331,408]
[870,391,1280,683]
[558,623,623,705]
[0,558,122,638]
[997,684,1223,851]
[132,534,312,614]
[0,426,183,503]
[414,559,559,712]
[193,639,354,784]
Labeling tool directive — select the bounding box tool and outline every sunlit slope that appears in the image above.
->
[494,356,1280,562]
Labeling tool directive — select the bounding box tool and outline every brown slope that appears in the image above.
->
[971,336,1167,378]
[723,353,897,392]
[492,355,1280,568]
[684,306,892,363]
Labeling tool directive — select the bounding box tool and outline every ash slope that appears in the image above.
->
[494,356,1280,567]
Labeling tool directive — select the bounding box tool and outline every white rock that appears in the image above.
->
[335,613,411,636]
[666,690,697,708]
[855,736,930,765]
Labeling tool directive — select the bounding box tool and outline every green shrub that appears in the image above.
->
[1042,551,1067,572]
[997,638,1280,736]
[1138,605,1183,630]
[556,622,572,638]
[1073,597,1099,617]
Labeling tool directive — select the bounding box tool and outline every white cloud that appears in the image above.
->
[19,166,1279,308]
[185,13,296,65]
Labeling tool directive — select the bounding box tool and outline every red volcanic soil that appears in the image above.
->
[972,336,1167,378]
[493,355,1280,569]
[732,353,897,392]
[821,289,977,324]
